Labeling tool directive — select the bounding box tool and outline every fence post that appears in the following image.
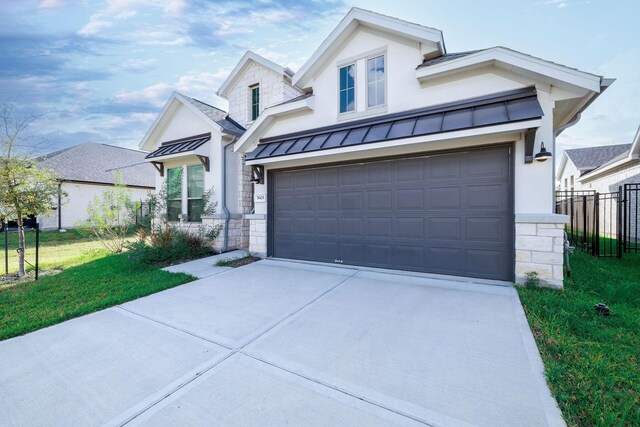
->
[623,184,627,253]
[617,186,623,258]
[591,191,600,256]
[3,221,7,275]
[35,223,40,280]
[582,195,587,250]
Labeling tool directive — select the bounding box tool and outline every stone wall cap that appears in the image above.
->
[201,213,243,220]
[515,213,569,224]
[245,214,267,220]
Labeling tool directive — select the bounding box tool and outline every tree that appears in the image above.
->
[84,172,140,253]
[0,103,61,277]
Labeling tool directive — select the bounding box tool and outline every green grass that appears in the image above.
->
[1,229,132,275]
[518,251,640,426]
[0,253,195,340]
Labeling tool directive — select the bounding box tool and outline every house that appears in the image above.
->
[38,143,155,230]
[557,125,640,193]
[142,8,613,287]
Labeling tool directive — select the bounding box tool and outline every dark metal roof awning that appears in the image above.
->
[247,87,543,161]
[146,132,211,159]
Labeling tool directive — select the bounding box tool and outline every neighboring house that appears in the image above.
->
[38,143,155,230]
[141,8,613,287]
[557,125,640,193]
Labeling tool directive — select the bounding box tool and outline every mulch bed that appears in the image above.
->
[225,256,261,268]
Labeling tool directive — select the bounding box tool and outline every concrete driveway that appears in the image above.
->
[0,260,564,426]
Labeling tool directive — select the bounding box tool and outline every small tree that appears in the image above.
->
[0,103,61,277]
[84,172,139,253]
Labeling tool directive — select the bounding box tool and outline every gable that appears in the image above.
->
[139,97,219,152]
[293,7,444,89]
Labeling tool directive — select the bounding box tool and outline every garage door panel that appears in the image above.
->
[396,188,424,210]
[464,183,509,210]
[396,159,424,182]
[427,247,463,274]
[367,217,392,237]
[466,249,506,279]
[366,163,393,184]
[340,192,364,210]
[295,217,315,234]
[317,169,339,187]
[296,194,315,211]
[427,155,461,180]
[427,187,461,210]
[394,245,424,268]
[395,217,425,239]
[466,217,505,242]
[316,218,339,235]
[367,190,393,210]
[429,217,461,240]
[340,165,365,185]
[271,147,513,281]
[318,193,339,211]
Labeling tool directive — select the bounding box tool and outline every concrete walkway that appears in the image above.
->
[0,260,565,426]
[161,249,248,278]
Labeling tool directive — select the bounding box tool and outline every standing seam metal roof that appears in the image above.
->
[247,87,543,161]
[146,133,211,159]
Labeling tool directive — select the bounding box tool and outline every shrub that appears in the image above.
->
[126,223,216,265]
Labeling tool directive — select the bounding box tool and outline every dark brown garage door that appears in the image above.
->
[269,146,513,281]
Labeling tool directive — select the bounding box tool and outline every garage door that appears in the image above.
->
[269,146,513,281]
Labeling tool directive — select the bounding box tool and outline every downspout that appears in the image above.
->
[221,136,237,253]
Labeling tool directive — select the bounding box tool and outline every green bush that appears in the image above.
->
[126,224,216,265]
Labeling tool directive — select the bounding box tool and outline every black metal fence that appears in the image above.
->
[556,184,640,258]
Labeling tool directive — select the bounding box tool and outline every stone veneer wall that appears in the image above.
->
[246,214,267,256]
[515,214,569,288]
[201,215,246,251]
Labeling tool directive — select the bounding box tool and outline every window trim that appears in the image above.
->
[250,84,260,122]
[187,164,205,222]
[166,167,183,221]
[365,53,387,110]
[337,62,356,115]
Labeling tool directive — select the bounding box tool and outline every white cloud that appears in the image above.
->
[38,0,64,9]
[114,83,172,107]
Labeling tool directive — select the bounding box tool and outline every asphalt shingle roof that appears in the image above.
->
[38,143,155,187]
[565,144,632,173]
[183,96,246,136]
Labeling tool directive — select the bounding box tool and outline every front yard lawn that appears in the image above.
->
[518,251,640,426]
[2,229,128,277]
[0,253,195,341]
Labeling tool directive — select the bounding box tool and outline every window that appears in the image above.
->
[367,55,385,108]
[570,175,574,191]
[187,164,205,222]
[251,85,260,121]
[167,167,182,221]
[564,178,568,190]
[339,64,355,113]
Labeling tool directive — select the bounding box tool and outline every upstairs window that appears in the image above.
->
[339,64,355,113]
[367,55,385,108]
[166,167,182,221]
[251,85,260,121]
[187,164,205,222]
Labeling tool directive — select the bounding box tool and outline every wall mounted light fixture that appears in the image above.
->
[534,142,552,162]
[250,165,264,184]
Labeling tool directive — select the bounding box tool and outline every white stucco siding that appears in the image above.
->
[557,158,581,191]
[39,182,151,230]
[156,104,212,143]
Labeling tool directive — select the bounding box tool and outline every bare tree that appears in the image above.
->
[0,103,61,277]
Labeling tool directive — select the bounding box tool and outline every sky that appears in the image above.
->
[1,0,639,160]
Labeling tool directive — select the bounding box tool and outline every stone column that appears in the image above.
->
[515,213,569,288]
[246,213,267,257]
